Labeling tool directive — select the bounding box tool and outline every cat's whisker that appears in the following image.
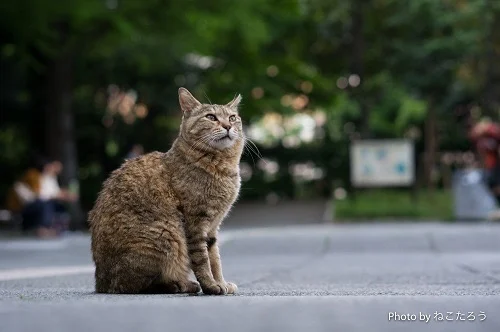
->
[203,91,213,105]
[238,134,265,165]
[243,143,261,166]
[193,134,210,147]
[244,143,263,165]
[245,138,265,160]
[246,144,266,166]
[187,133,213,154]
[243,145,257,167]
[186,137,205,155]
[193,133,216,151]
[208,136,218,147]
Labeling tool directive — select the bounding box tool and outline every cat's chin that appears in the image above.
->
[210,137,236,150]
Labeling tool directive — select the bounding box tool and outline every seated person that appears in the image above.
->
[5,165,56,237]
[39,159,78,232]
[5,158,77,237]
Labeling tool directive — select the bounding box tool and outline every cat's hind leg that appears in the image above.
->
[159,228,201,294]
[99,252,162,294]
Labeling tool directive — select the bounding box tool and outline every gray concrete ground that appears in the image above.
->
[223,199,330,228]
[0,202,499,332]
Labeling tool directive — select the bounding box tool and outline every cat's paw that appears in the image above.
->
[180,280,201,294]
[201,282,228,295]
[225,281,238,294]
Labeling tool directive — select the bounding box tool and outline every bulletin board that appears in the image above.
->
[350,139,415,187]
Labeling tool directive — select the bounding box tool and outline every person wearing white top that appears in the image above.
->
[40,160,77,203]
[39,160,78,232]
[40,174,61,201]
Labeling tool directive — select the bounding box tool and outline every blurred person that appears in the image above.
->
[468,119,500,219]
[5,159,57,237]
[38,158,78,233]
[39,159,78,203]
[5,157,78,237]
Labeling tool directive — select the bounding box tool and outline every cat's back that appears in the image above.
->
[89,151,174,225]
[100,151,167,195]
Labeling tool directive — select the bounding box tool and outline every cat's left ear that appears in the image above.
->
[226,94,242,109]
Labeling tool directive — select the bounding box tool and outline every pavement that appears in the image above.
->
[0,205,500,331]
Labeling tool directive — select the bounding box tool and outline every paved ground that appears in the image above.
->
[222,199,331,228]
[1,219,500,332]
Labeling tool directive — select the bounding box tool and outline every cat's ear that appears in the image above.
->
[226,94,242,109]
[178,87,201,113]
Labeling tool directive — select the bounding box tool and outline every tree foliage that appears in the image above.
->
[0,0,496,212]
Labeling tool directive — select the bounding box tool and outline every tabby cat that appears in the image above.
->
[89,87,243,295]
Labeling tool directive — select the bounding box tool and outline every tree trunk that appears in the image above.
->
[46,51,77,186]
[423,98,437,189]
[483,0,500,116]
[350,0,369,138]
[44,25,85,230]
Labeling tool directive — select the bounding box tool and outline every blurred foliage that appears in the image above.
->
[0,126,29,165]
[0,0,497,212]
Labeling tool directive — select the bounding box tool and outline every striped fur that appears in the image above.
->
[89,88,243,295]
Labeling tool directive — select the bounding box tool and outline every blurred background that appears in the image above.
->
[1,0,500,235]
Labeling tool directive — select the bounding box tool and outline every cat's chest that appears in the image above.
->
[175,170,240,206]
[204,174,240,203]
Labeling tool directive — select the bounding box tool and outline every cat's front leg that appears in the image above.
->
[207,231,237,294]
[187,232,228,295]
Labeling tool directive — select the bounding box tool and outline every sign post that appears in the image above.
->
[349,139,416,196]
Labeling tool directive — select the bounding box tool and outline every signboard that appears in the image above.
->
[350,139,415,187]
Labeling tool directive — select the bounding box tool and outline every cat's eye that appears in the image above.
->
[206,114,217,121]
[229,115,237,122]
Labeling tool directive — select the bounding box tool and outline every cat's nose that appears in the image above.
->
[221,123,232,131]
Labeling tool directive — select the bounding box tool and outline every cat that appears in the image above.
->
[89,87,244,295]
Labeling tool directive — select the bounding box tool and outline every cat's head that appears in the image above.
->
[178,87,243,151]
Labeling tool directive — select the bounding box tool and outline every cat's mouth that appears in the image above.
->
[215,135,231,142]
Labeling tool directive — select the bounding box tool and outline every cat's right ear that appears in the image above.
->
[178,87,201,114]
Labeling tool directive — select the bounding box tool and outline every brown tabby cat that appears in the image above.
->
[89,87,244,295]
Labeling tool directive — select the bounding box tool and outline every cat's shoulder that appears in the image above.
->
[126,151,164,164]
[115,151,166,175]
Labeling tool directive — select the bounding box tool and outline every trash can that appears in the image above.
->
[452,168,497,220]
